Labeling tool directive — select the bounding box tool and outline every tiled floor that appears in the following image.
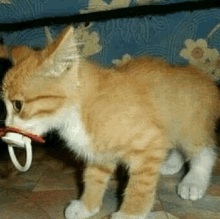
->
[0,142,220,219]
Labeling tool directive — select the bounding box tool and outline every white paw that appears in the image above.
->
[160,150,184,175]
[65,200,99,219]
[111,212,145,219]
[160,162,183,175]
[178,172,209,201]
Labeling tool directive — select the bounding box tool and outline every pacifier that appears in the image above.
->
[0,127,45,172]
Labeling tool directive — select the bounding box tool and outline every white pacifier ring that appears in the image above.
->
[2,133,32,172]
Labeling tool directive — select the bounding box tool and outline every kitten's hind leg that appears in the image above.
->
[178,147,216,201]
[160,149,184,175]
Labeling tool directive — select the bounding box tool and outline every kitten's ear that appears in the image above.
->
[10,46,34,64]
[42,26,80,77]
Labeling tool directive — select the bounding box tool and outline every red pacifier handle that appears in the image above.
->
[0,127,45,144]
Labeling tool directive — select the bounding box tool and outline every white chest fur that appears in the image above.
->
[59,107,95,161]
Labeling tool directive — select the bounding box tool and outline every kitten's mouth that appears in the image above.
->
[0,127,45,144]
[11,124,35,134]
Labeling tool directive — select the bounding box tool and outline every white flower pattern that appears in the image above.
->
[80,0,132,13]
[180,39,219,65]
[75,23,102,56]
[180,38,220,81]
[112,54,132,66]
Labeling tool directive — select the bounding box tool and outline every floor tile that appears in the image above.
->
[147,212,169,219]
[0,189,50,219]
[152,195,165,212]
[166,213,179,219]
[102,211,169,219]
[0,176,37,192]
[33,168,78,192]
[28,189,78,219]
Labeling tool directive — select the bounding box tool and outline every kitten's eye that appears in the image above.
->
[12,100,23,113]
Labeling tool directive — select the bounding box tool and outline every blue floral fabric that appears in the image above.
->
[0,0,220,78]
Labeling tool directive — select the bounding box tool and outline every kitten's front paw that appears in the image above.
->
[111,212,145,219]
[65,200,99,219]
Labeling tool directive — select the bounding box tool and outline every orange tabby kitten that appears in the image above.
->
[2,26,220,219]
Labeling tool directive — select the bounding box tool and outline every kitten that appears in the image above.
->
[2,26,220,219]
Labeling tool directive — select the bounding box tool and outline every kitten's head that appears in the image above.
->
[2,26,81,135]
